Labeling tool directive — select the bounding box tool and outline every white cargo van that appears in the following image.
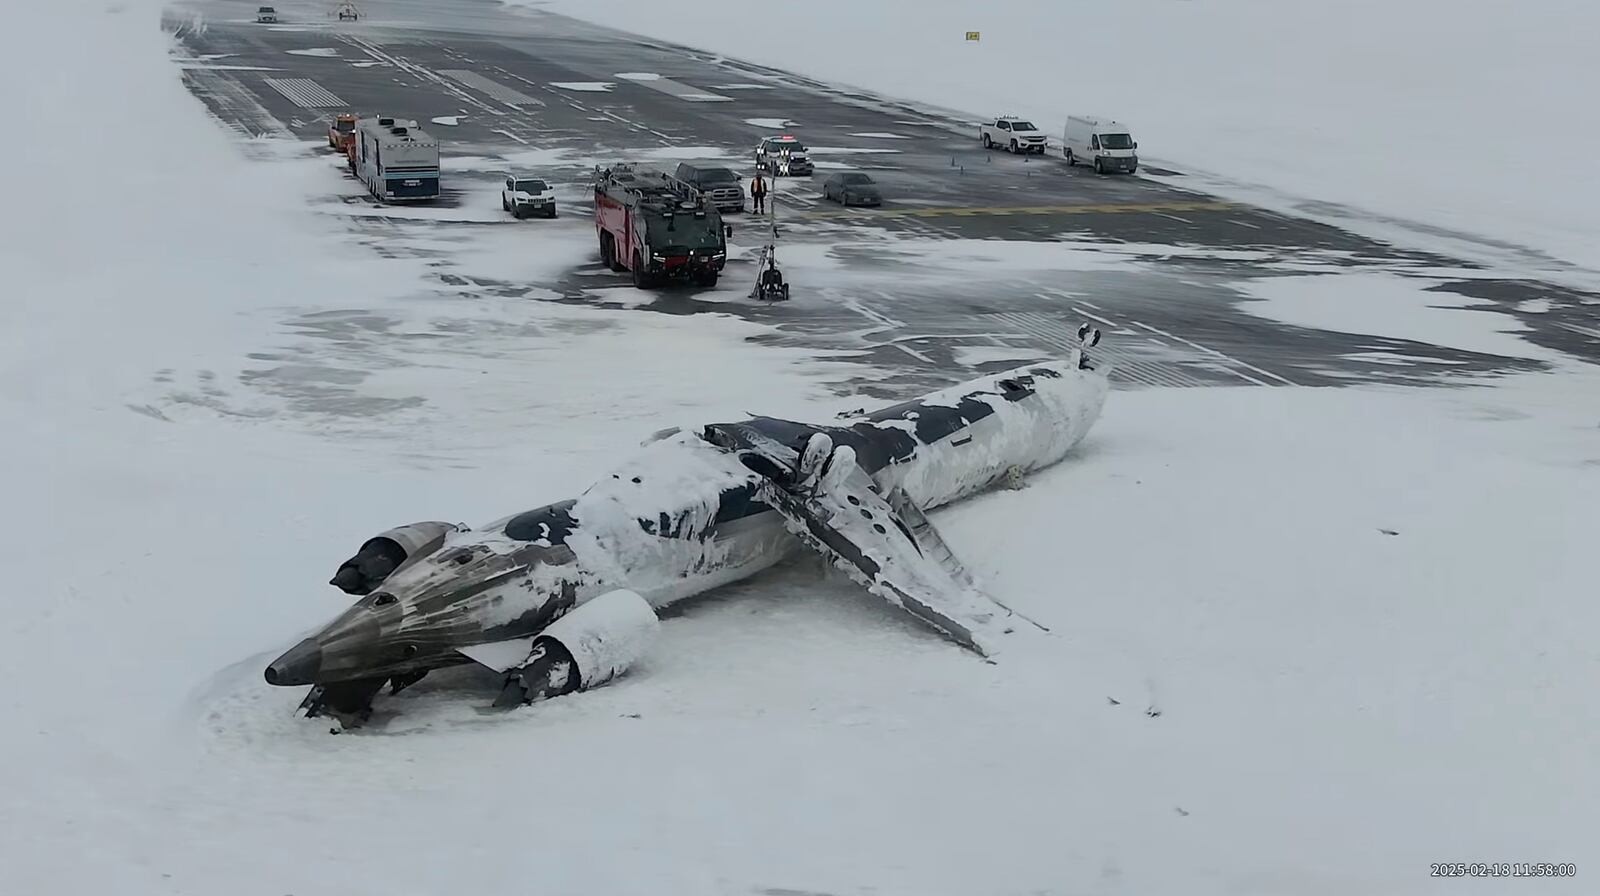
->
[1062,116,1138,174]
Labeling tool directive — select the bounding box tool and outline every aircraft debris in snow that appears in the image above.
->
[264,324,1110,728]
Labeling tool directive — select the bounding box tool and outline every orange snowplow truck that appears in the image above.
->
[328,113,358,153]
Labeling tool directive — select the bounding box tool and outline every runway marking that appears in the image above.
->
[893,333,1019,342]
[826,291,908,341]
[262,77,345,108]
[990,310,1297,388]
[623,76,733,103]
[337,37,507,118]
[1130,320,1299,386]
[1035,287,1094,307]
[1230,219,1262,230]
[181,67,296,140]
[993,312,1205,388]
[1556,321,1600,340]
[1071,305,1123,330]
[893,343,935,364]
[490,67,676,141]
[595,108,671,139]
[866,291,909,327]
[439,69,545,107]
[797,200,1237,220]
[1153,213,1193,224]
[492,128,529,145]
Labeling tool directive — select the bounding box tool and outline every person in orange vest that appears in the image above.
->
[749,172,768,213]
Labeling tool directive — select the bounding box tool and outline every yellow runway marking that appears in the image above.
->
[797,200,1237,220]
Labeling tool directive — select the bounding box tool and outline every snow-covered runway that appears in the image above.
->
[3,1,1596,894]
[164,0,1600,396]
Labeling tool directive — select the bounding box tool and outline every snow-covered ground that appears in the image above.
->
[3,2,1598,894]
[519,0,1600,279]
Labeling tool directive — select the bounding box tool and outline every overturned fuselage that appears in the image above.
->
[265,328,1110,727]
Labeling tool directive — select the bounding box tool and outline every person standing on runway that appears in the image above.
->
[750,171,768,214]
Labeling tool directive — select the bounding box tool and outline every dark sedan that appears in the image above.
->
[821,172,882,207]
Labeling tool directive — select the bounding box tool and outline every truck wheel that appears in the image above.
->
[1065,149,1075,166]
[981,133,991,148]
[599,233,614,268]
[631,256,649,289]
[1009,140,1018,153]
[1094,158,1104,174]
[699,270,719,288]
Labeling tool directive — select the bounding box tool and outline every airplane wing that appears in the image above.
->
[706,423,1020,658]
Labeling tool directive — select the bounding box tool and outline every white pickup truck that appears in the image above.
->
[978,116,1049,154]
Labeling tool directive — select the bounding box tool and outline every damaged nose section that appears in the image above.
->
[264,637,323,686]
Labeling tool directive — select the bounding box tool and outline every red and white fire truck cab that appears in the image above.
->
[593,163,732,289]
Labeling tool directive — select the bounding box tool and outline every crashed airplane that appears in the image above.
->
[265,324,1110,728]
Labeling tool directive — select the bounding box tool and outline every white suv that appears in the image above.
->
[502,176,556,219]
[979,116,1048,154]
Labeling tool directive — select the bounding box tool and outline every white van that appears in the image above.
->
[1062,116,1138,174]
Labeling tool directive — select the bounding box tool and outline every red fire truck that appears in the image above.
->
[593,163,732,289]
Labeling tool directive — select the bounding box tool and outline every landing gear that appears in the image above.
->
[296,669,431,732]
[298,678,384,731]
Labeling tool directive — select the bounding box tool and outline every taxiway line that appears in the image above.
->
[993,312,1209,389]
[1556,321,1600,340]
[798,200,1238,221]
[1130,320,1299,386]
[338,36,507,118]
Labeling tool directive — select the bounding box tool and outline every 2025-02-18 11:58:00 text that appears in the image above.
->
[1430,863,1576,878]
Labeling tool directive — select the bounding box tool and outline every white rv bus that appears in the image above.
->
[1062,116,1138,174]
[353,117,441,202]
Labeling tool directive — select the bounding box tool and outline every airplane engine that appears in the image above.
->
[494,588,660,707]
[329,521,457,595]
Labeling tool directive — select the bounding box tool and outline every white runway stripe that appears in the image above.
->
[262,77,346,108]
[991,312,1216,388]
[439,70,544,106]
[622,76,733,103]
